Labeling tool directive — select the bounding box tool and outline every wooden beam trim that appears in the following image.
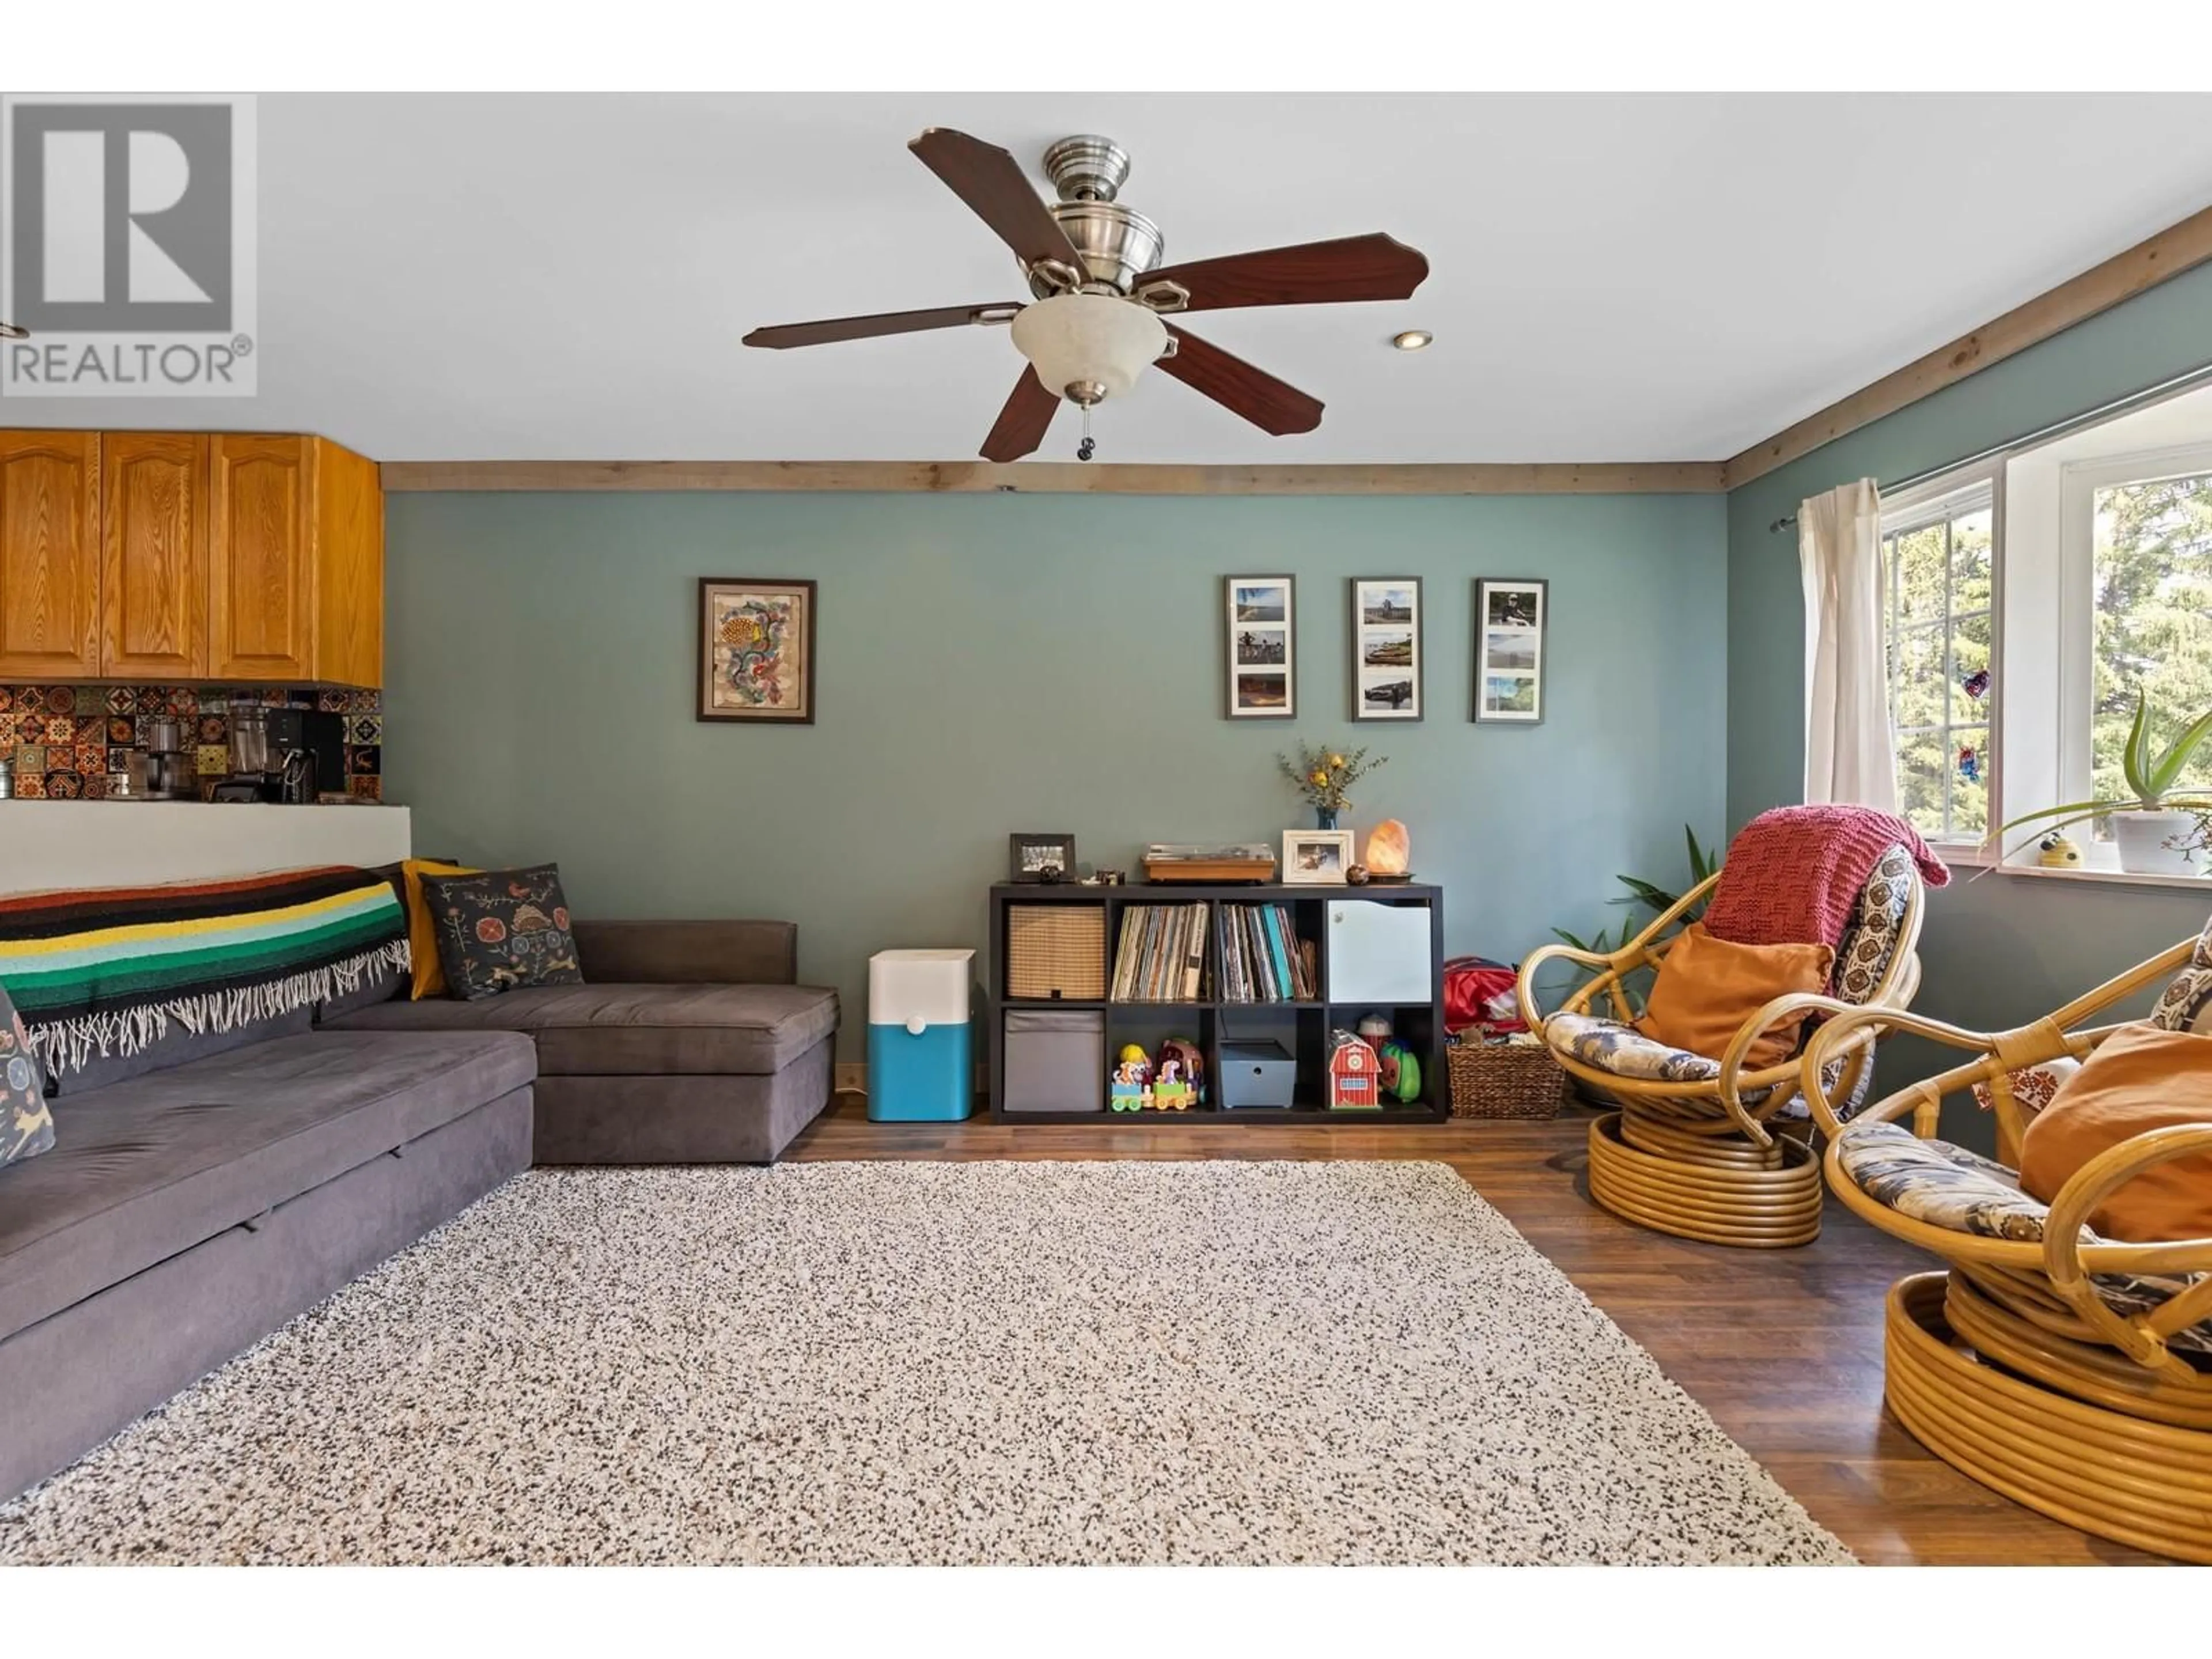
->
[377,459,1726,495]
[1721,204,2212,492]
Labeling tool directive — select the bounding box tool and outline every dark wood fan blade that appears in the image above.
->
[744,302,1018,350]
[910,128,1081,271]
[979,367,1059,462]
[1157,326,1323,436]
[1147,233,1430,311]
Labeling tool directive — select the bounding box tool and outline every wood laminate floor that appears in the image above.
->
[786,1096,2165,1566]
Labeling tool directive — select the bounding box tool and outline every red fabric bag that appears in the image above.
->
[1445,956,1524,1036]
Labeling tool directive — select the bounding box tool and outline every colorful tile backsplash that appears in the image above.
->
[0,686,383,801]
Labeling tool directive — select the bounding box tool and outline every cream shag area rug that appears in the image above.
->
[0,1161,1851,1565]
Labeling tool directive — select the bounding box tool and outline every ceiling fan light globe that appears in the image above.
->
[1010,292,1168,405]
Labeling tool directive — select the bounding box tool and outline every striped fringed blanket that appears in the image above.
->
[0,866,410,1082]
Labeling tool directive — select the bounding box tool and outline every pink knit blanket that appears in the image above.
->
[1700,805,1950,949]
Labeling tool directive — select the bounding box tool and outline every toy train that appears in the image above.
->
[1107,1039,1206,1112]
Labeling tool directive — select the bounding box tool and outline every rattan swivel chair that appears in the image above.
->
[1516,844,1927,1248]
[1801,930,2212,1563]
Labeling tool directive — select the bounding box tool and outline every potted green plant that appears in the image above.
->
[2001,691,2212,876]
[1548,825,1722,1016]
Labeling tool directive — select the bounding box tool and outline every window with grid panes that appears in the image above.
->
[2081,461,2212,831]
[1881,483,1994,843]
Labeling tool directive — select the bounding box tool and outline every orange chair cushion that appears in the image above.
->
[1634,923,1834,1071]
[2017,1022,2212,1243]
[402,858,480,999]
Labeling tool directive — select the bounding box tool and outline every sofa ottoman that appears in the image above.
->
[328,919,837,1164]
[0,1029,534,1499]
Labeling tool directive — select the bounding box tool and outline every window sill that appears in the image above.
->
[1991,862,2212,893]
[1929,840,1997,869]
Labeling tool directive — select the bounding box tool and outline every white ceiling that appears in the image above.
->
[20,92,2212,464]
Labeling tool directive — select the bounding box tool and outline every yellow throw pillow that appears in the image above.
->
[1636,923,1835,1071]
[2017,1022,2212,1244]
[402,858,479,999]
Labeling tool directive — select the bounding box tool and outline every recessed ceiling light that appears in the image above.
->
[1392,329,1433,351]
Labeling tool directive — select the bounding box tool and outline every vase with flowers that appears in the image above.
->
[1279,744,1386,830]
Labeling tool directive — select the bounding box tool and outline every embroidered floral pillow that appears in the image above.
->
[2149,912,2212,1035]
[0,979,55,1171]
[419,864,584,1002]
[1971,1057,2080,1127]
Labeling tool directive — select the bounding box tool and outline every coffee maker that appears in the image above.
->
[212,702,346,804]
[134,715,197,800]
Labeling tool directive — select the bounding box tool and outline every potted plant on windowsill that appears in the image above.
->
[2001,692,2212,877]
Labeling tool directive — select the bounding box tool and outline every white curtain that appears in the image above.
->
[1799,478,1899,811]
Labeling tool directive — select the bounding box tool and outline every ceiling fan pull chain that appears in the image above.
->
[1077,406,1096,462]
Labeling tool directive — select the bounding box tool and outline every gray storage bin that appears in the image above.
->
[1219,1039,1296,1109]
[1003,1009,1105,1113]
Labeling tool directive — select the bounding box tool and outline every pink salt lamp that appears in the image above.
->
[1365,819,1410,876]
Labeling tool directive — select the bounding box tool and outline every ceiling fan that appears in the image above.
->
[744,129,1431,462]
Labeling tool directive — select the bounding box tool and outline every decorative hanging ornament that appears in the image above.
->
[1962,667,1990,701]
[1957,744,1981,783]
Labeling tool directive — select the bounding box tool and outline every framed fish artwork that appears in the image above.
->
[697,578,817,724]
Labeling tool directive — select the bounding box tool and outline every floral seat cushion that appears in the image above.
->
[1832,1120,2047,1241]
[1835,1119,2212,1356]
[1543,1010,1819,1117]
[1542,1012,1720,1082]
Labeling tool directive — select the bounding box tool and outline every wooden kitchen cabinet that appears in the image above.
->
[0,430,101,679]
[306,437,384,690]
[101,432,210,678]
[209,434,315,680]
[203,433,382,687]
[1,427,382,687]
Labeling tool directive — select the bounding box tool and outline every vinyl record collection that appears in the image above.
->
[1109,903,1213,1002]
[1218,903,1319,1002]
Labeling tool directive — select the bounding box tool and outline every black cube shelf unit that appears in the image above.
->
[986,881,1445,1124]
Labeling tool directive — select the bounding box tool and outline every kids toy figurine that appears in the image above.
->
[1109,1044,1153,1113]
[1353,1015,1419,1101]
[1151,1056,1195,1111]
[1327,1030,1381,1109]
[1157,1036,1207,1108]
[1376,1038,1423,1104]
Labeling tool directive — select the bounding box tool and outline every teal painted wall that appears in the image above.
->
[385,491,1726,1054]
[1726,262,2212,1135]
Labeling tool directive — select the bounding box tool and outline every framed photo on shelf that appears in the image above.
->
[1473,577,1547,725]
[1350,577,1422,721]
[698,578,817,724]
[1224,575,1297,719]
[1281,828,1355,885]
[1008,832,1077,883]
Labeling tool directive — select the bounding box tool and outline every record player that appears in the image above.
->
[1141,842,1278,884]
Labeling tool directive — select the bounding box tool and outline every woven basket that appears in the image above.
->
[1006,905,1106,1001]
[1448,1037,1566,1120]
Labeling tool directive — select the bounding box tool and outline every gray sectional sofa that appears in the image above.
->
[327,920,836,1163]
[0,916,835,1501]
